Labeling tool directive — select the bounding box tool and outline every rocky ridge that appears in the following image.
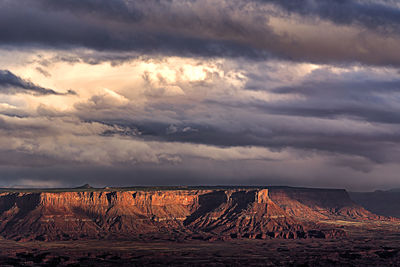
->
[0,187,386,241]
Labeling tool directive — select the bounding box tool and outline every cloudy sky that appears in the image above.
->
[1,0,400,190]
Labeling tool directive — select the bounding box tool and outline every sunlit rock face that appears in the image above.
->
[0,187,391,242]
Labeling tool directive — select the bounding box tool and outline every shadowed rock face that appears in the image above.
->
[350,191,400,218]
[267,187,389,221]
[0,187,384,242]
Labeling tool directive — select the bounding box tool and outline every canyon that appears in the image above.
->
[0,186,389,242]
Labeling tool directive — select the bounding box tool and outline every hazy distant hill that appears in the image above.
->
[350,190,400,218]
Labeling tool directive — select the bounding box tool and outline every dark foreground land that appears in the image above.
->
[2,186,400,266]
[1,221,400,267]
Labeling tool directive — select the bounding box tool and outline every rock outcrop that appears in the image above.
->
[0,187,377,241]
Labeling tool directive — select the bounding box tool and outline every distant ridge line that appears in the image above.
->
[0,185,348,193]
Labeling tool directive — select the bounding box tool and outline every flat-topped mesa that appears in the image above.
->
[0,188,351,241]
[38,191,202,217]
[0,190,205,241]
[39,191,199,206]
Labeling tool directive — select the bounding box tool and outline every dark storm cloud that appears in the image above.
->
[0,0,268,58]
[262,0,400,33]
[2,0,400,65]
[135,121,398,164]
[241,66,400,123]
[75,104,399,166]
[39,0,142,22]
[0,150,63,168]
[0,163,296,189]
[263,80,400,124]
[0,70,76,95]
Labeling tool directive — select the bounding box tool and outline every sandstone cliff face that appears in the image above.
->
[0,188,364,241]
[183,190,306,239]
[0,190,202,241]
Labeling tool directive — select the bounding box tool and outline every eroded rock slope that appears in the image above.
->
[268,187,390,221]
[0,187,382,241]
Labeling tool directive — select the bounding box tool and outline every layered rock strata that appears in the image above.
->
[0,187,376,241]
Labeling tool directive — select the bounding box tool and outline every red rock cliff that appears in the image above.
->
[0,188,354,241]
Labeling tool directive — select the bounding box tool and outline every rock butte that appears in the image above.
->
[0,187,391,241]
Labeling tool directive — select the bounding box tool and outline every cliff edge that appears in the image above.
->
[0,187,381,241]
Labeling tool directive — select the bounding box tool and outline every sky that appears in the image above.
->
[1,0,400,190]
